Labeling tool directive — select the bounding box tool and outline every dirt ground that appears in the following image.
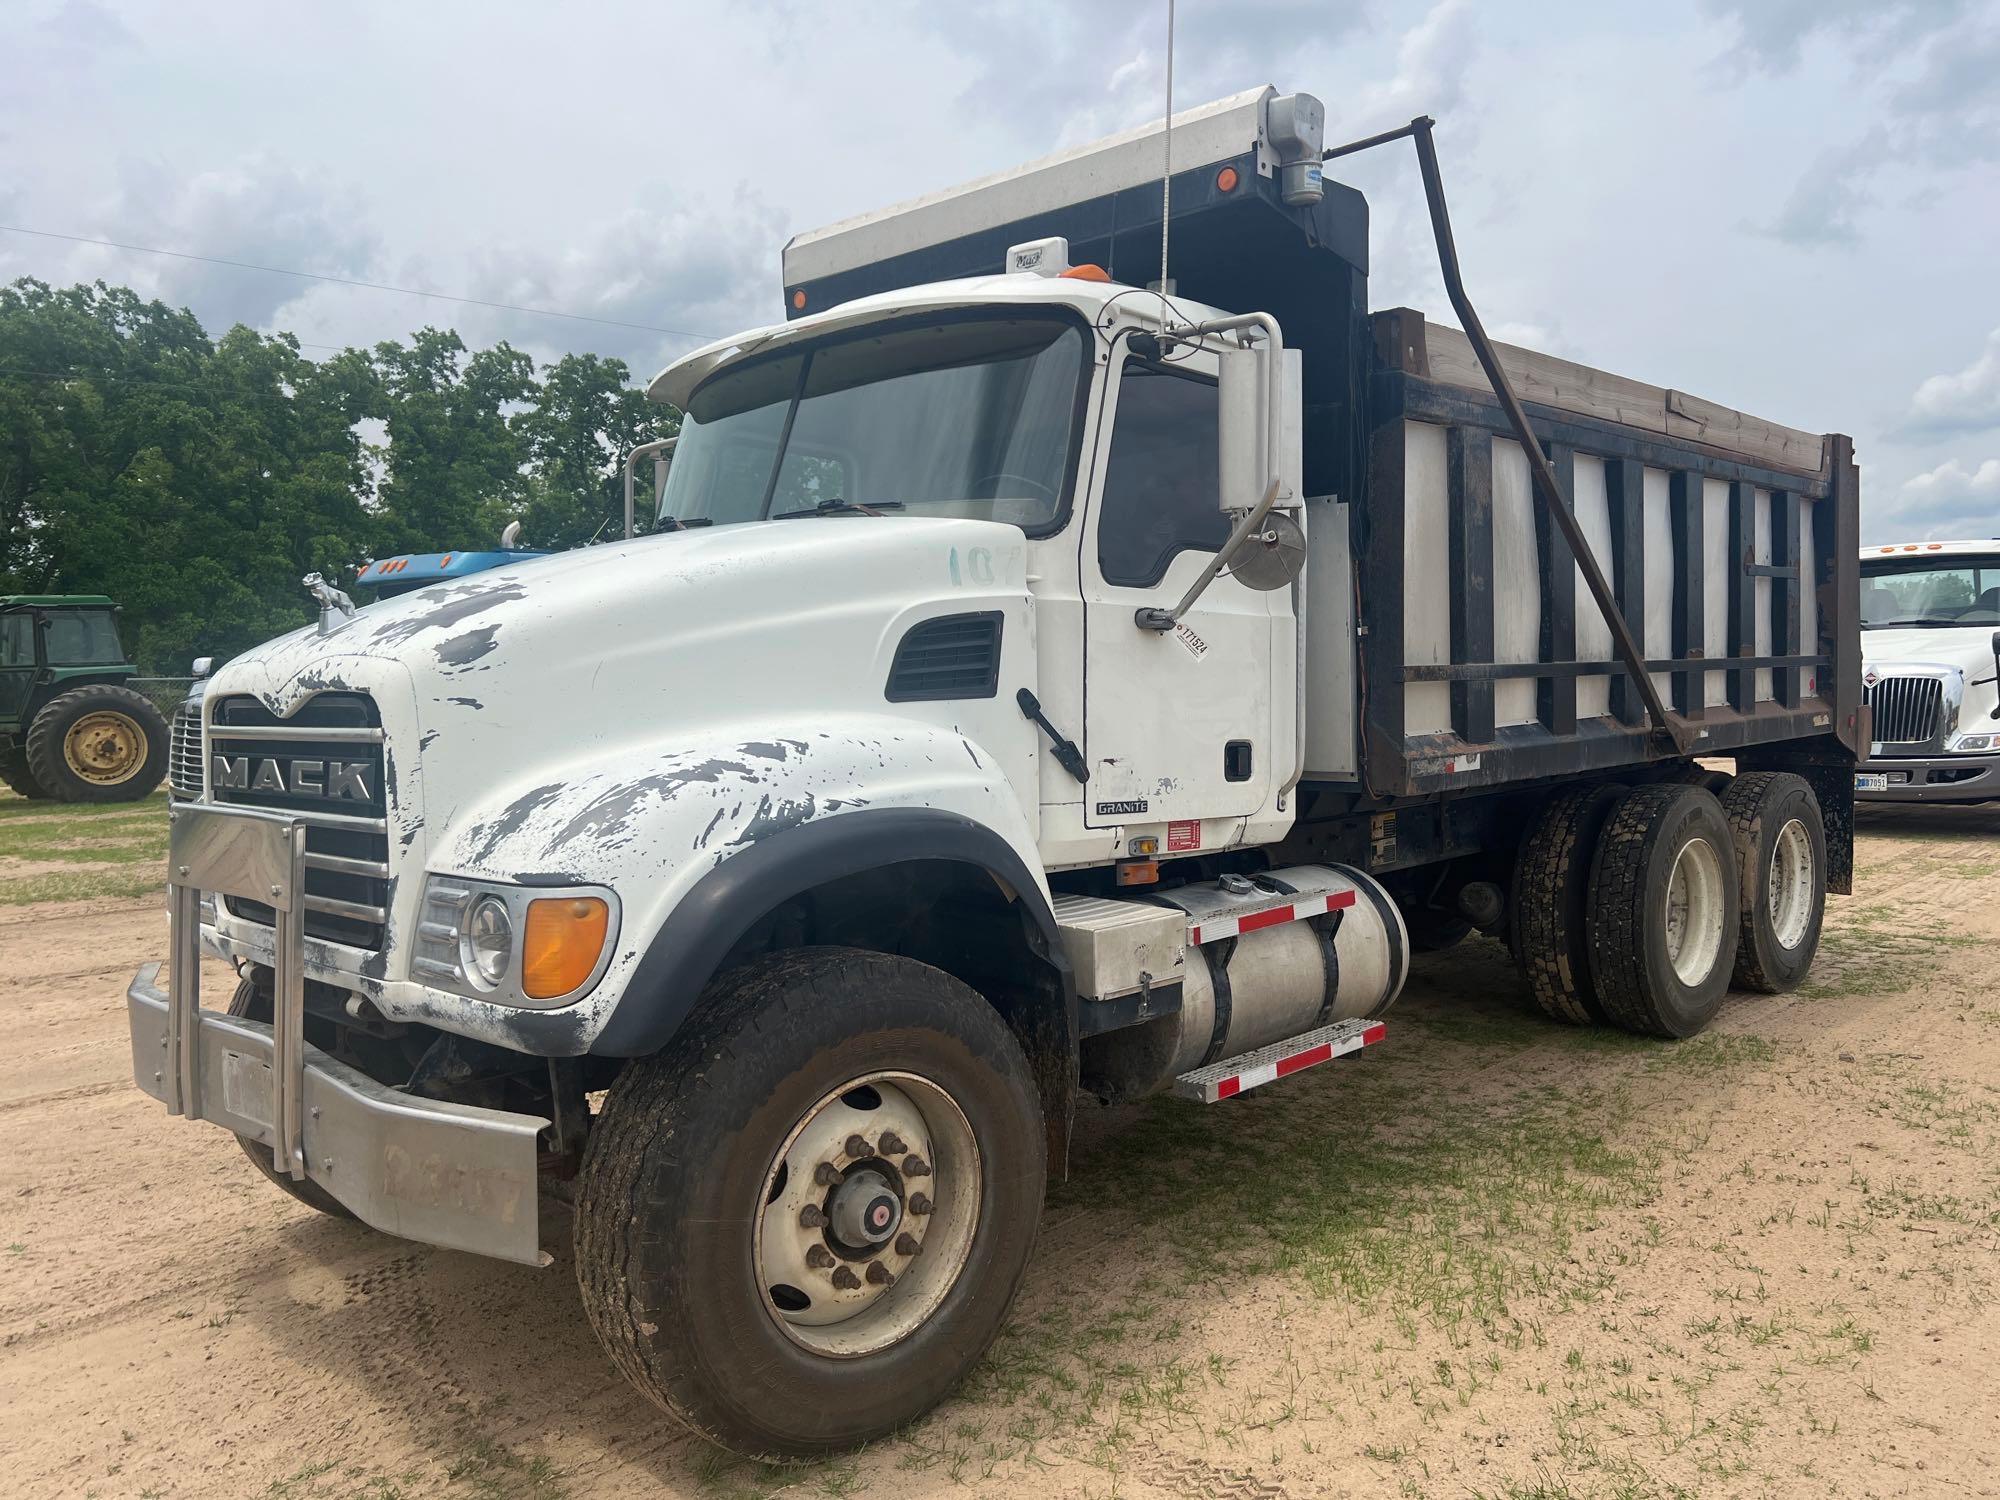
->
[2,797,1997,1500]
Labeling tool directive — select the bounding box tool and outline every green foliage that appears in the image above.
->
[0,278,678,672]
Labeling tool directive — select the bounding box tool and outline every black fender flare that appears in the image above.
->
[585,807,1076,1071]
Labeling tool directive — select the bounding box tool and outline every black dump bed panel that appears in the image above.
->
[1350,311,1861,799]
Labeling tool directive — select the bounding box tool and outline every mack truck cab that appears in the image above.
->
[125,86,1861,1458]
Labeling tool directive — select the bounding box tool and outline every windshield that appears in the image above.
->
[42,608,124,664]
[1861,557,2000,628]
[658,315,1086,531]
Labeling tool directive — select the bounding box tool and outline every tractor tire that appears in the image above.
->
[1720,772,1826,994]
[575,947,1046,1459]
[224,977,356,1222]
[24,683,169,802]
[1586,783,1741,1038]
[1511,782,1631,1025]
[0,746,49,800]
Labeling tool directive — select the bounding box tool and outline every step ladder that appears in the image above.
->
[1173,1017,1386,1103]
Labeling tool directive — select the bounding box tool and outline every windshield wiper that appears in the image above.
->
[772,499,905,519]
[654,516,715,532]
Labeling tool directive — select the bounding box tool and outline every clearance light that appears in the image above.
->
[1059,264,1112,282]
[1216,166,1240,193]
[523,897,611,999]
[791,289,807,310]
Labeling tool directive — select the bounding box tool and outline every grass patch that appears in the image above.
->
[0,865,165,906]
[0,789,169,821]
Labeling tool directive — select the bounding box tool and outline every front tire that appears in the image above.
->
[24,683,169,802]
[575,948,1046,1459]
[1587,784,1741,1038]
[1720,772,1825,993]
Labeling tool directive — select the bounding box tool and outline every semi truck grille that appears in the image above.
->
[168,699,203,800]
[1865,676,1943,747]
[209,692,391,950]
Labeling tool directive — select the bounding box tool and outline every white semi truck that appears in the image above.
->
[1856,539,2000,802]
[129,88,1863,1456]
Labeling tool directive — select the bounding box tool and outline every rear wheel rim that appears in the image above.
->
[62,710,146,785]
[1767,817,1816,951]
[1663,836,1728,986]
[754,1070,981,1358]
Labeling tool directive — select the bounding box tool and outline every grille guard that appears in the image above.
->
[132,802,548,1264]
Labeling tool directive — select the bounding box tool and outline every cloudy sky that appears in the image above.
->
[4,0,1996,540]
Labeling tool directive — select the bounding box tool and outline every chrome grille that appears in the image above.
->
[168,700,203,800]
[1866,675,1943,747]
[210,693,391,950]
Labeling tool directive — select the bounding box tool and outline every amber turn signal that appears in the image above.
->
[522,897,610,999]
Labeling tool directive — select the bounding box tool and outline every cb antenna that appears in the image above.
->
[1157,0,1175,323]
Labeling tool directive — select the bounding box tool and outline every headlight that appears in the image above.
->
[462,895,515,987]
[1948,731,1998,753]
[416,876,618,1007]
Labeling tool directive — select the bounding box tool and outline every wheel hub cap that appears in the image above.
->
[830,1168,902,1248]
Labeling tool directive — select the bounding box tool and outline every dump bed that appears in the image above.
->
[1323,311,1861,798]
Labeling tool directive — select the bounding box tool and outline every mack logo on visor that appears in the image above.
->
[211,754,374,802]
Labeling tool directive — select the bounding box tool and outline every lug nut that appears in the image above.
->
[878,1131,908,1155]
[805,1245,834,1269]
[866,1261,895,1287]
[799,1204,828,1229]
[830,1265,862,1291]
[845,1134,870,1159]
[814,1162,840,1186]
[895,1233,921,1256]
[902,1155,931,1178]
[908,1192,933,1216]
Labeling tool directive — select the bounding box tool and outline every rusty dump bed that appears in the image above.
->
[1339,309,1861,799]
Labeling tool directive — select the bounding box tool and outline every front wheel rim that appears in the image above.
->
[63,710,146,785]
[1664,836,1728,986]
[1767,818,1816,950]
[754,1070,981,1358]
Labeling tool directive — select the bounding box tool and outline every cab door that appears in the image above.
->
[1079,352,1280,831]
[0,611,37,725]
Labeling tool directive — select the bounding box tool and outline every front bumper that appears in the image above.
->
[128,803,549,1265]
[1855,752,2000,803]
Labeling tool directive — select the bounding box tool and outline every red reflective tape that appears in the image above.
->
[1274,1041,1334,1078]
[1215,1076,1241,1100]
[1236,904,1295,935]
[1328,889,1357,912]
[1362,1023,1387,1046]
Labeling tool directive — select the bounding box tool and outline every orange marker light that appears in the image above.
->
[791,288,807,310]
[522,897,611,999]
[1216,165,1240,193]
[1059,264,1112,282]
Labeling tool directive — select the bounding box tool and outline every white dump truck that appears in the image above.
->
[1856,539,2000,802]
[130,87,1863,1456]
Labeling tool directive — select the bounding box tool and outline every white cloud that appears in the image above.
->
[1905,329,2000,438]
[1870,457,2000,542]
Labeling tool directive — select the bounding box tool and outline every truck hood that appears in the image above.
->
[1860,626,2000,678]
[216,517,1029,710]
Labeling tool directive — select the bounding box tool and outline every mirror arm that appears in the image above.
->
[622,436,679,539]
[1135,477,1283,632]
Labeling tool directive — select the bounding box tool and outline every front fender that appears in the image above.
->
[430,716,1058,1055]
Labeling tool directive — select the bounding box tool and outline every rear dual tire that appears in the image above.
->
[1513,773,1825,1038]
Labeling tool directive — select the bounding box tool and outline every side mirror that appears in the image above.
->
[1216,343,1302,513]
[190,656,214,680]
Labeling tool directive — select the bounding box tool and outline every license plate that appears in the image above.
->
[1855,773,1888,791]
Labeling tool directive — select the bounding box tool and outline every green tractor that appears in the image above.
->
[0,597,170,802]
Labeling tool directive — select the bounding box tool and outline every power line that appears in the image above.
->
[0,223,719,344]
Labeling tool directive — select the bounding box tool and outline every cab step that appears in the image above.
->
[1172,1017,1386,1103]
